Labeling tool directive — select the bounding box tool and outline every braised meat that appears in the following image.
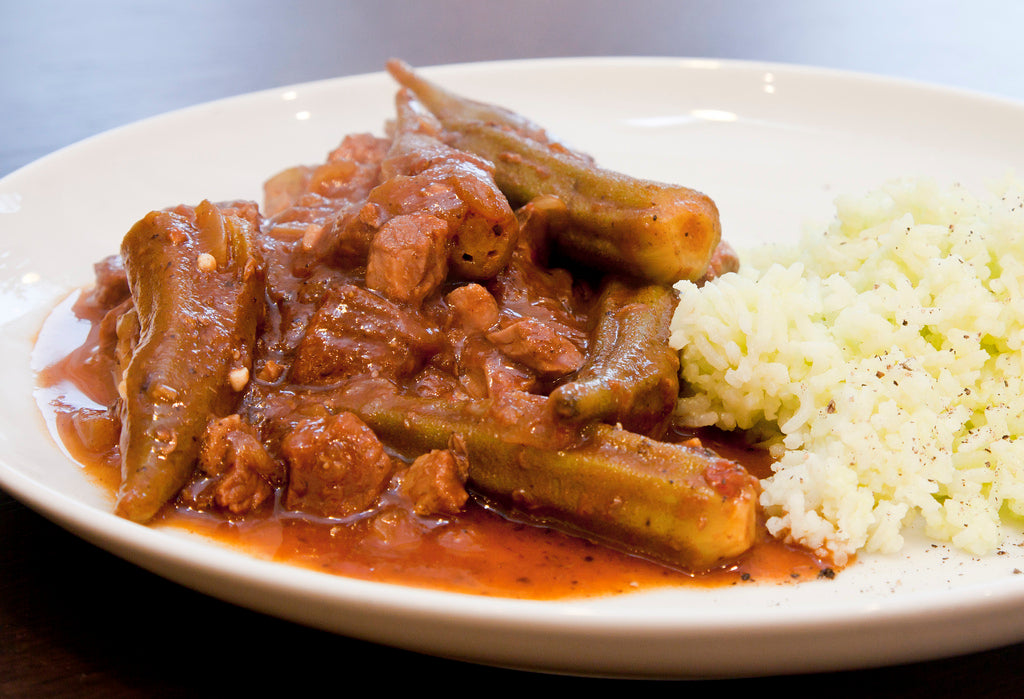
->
[59,62,759,572]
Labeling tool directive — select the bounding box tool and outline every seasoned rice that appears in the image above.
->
[670,176,1024,564]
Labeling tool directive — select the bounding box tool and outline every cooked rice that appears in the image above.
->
[670,176,1024,565]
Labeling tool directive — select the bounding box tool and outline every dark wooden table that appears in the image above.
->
[3,1,1023,695]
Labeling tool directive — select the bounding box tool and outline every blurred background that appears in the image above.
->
[4,0,1024,178]
[3,1,1024,695]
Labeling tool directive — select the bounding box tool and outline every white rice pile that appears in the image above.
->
[670,176,1024,565]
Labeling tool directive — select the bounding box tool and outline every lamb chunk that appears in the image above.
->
[365,212,449,306]
[489,244,585,326]
[327,132,392,168]
[80,254,130,309]
[304,133,390,204]
[456,335,536,399]
[195,415,282,515]
[409,365,466,399]
[699,241,740,284]
[374,89,519,280]
[325,201,384,266]
[402,442,469,517]
[329,90,518,284]
[263,133,390,217]
[338,176,464,268]
[486,317,585,379]
[289,284,442,385]
[281,412,394,518]
[445,283,499,334]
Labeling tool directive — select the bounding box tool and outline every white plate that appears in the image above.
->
[3,57,1024,679]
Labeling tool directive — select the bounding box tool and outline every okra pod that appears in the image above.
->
[331,390,757,571]
[386,60,722,284]
[549,278,680,436]
[371,88,519,280]
[115,201,265,523]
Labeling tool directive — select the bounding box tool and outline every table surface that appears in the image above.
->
[3,1,1024,694]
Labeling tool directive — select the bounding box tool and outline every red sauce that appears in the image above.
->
[35,292,834,600]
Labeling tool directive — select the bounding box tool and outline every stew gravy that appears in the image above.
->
[34,290,832,600]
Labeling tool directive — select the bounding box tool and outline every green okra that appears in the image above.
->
[549,278,680,436]
[115,200,265,523]
[330,390,758,571]
[386,59,723,285]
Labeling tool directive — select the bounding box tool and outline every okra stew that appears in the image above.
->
[36,61,830,599]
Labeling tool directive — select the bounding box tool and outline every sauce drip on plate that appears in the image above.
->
[35,291,832,600]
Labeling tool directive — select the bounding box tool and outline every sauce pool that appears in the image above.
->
[35,290,834,600]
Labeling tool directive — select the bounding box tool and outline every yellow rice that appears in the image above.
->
[670,176,1024,564]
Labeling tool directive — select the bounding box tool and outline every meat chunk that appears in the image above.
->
[401,444,470,517]
[486,317,585,379]
[343,90,518,281]
[281,412,394,518]
[365,212,449,306]
[443,280,581,396]
[318,133,391,198]
[263,133,390,218]
[455,335,536,399]
[85,254,130,308]
[264,133,392,277]
[289,284,442,385]
[445,283,499,334]
[195,415,282,515]
[699,240,740,284]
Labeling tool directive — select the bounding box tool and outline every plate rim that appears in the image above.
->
[3,55,1024,677]
[6,54,1024,185]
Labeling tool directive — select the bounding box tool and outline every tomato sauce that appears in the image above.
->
[35,292,833,601]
